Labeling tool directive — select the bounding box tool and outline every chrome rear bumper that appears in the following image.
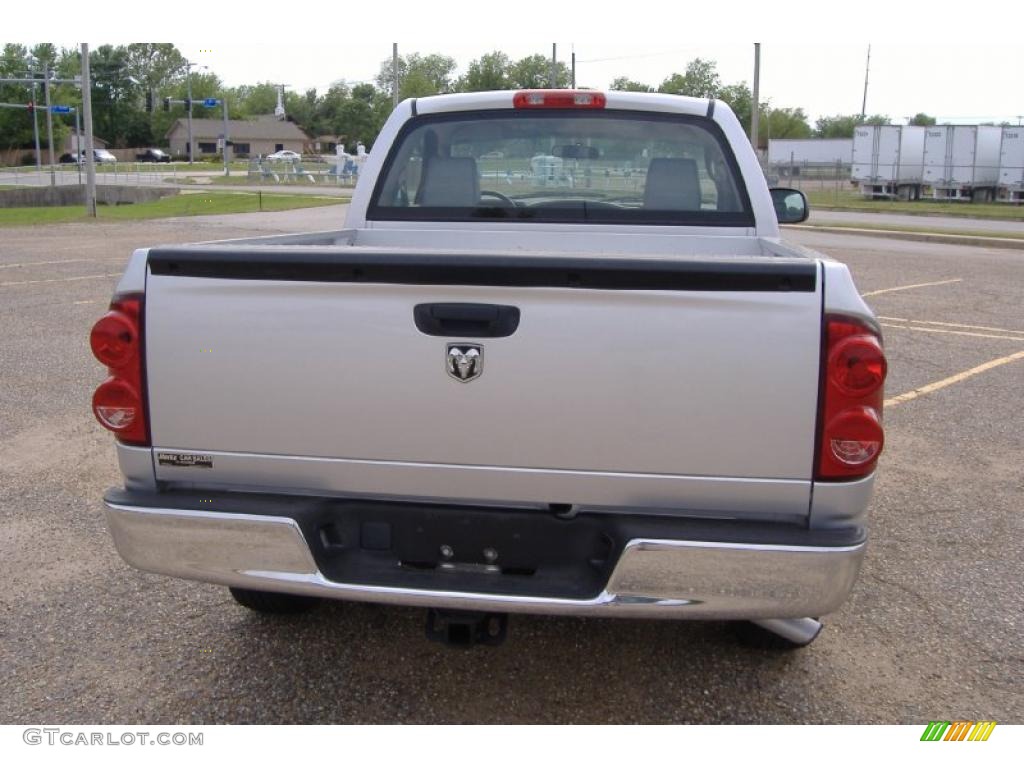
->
[104,500,865,620]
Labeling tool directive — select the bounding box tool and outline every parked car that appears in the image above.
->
[92,149,117,164]
[93,90,885,650]
[63,149,117,164]
[136,148,172,163]
[265,150,301,161]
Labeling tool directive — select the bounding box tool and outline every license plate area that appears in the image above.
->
[305,499,619,599]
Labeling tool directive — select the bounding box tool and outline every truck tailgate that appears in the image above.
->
[144,248,822,516]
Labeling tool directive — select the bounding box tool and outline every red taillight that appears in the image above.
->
[828,334,887,397]
[513,90,607,109]
[90,311,137,368]
[816,315,887,480]
[90,295,149,445]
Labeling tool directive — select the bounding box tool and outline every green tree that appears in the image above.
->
[285,88,320,135]
[609,76,653,92]
[509,54,570,89]
[718,82,754,130]
[0,44,35,152]
[764,107,813,140]
[376,53,458,100]
[30,43,59,71]
[231,82,284,116]
[908,112,936,126]
[333,99,378,151]
[816,113,889,138]
[658,58,721,98]
[456,51,512,92]
[89,45,142,147]
[124,44,187,114]
[313,83,392,151]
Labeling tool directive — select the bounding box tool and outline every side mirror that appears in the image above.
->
[769,187,809,224]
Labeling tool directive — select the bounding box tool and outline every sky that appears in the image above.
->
[11,0,1024,125]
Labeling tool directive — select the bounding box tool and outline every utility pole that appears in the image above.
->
[750,43,761,151]
[30,80,41,170]
[392,43,399,108]
[43,65,56,186]
[550,43,557,88]
[81,43,96,217]
[861,44,871,119]
[571,47,576,89]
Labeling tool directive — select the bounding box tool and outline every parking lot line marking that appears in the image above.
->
[0,272,121,288]
[880,323,1024,343]
[73,299,99,305]
[877,316,1024,337]
[862,278,962,297]
[0,258,123,270]
[885,350,1024,408]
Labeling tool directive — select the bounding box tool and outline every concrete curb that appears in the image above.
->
[783,224,1024,251]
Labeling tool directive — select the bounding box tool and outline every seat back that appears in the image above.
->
[418,157,480,207]
[643,158,701,211]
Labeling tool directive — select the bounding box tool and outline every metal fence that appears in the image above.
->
[0,162,203,187]
[0,158,360,189]
[762,160,857,203]
[245,157,358,187]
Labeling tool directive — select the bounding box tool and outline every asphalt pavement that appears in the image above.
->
[0,211,1020,723]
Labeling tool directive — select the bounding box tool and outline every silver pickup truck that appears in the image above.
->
[91,90,886,648]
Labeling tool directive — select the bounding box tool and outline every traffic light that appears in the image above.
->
[146,91,153,112]
[163,97,171,112]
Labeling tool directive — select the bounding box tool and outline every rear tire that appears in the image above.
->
[229,587,321,614]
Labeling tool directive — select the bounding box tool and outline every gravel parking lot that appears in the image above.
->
[1,208,1021,724]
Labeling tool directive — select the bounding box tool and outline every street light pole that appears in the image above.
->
[30,80,41,170]
[75,106,82,185]
[750,43,761,151]
[392,43,399,108]
[186,61,194,165]
[43,66,56,186]
[222,96,230,176]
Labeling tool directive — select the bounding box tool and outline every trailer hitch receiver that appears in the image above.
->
[425,609,508,647]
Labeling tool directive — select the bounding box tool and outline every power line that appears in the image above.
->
[575,48,697,64]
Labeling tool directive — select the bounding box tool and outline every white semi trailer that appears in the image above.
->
[851,125,925,200]
[923,125,1002,202]
[996,127,1024,204]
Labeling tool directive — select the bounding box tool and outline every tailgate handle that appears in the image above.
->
[414,303,520,338]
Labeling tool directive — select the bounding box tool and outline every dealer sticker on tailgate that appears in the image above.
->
[157,452,213,469]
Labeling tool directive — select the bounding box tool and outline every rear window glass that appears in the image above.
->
[369,110,752,226]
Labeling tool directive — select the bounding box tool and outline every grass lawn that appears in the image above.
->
[805,189,1024,220]
[0,191,344,227]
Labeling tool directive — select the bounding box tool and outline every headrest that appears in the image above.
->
[419,157,480,207]
[644,157,701,211]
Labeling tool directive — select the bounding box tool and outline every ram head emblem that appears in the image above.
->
[446,344,483,382]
